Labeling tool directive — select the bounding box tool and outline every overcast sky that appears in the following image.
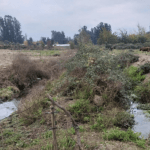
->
[1,0,150,41]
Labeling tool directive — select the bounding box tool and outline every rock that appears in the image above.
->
[93,95,104,106]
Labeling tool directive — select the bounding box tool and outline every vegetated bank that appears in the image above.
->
[0,45,150,150]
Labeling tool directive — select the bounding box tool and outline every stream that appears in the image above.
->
[0,99,19,121]
[0,99,150,139]
[129,102,150,139]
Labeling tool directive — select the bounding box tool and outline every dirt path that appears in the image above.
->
[132,54,150,67]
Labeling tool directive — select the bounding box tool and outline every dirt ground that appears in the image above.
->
[132,54,150,67]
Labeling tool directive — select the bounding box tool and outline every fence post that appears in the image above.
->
[48,94,81,150]
[51,100,58,150]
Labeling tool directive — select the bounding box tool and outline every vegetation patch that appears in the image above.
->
[114,111,135,129]
[68,99,98,123]
[0,86,19,100]
[103,127,146,148]
[124,66,145,83]
[137,103,150,110]
[138,63,150,75]
[134,82,150,103]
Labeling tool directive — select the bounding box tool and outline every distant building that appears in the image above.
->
[53,44,70,47]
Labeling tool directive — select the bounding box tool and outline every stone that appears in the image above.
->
[93,95,104,106]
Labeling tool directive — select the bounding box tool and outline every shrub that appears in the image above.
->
[91,114,115,131]
[124,66,145,87]
[64,44,138,108]
[143,42,150,47]
[138,63,150,75]
[114,112,135,129]
[18,87,50,125]
[91,114,105,131]
[103,127,146,148]
[134,82,150,103]
[115,53,139,69]
[11,54,49,90]
[70,41,74,49]
[68,99,96,122]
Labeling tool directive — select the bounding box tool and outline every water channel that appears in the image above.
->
[0,99,150,139]
[0,99,19,121]
[129,102,150,139]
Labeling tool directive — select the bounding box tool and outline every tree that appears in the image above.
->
[118,29,128,43]
[0,15,23,43]
[91,22,112,44]
[41,37,47,44]
[77,29,92,45]
[51,30,68,44]
[136,24,147,43]
[97,27,117,45]
[28,37,33,45]
[0,17,4,41]
[128,34,138,43]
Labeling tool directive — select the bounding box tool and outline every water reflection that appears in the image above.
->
[0,99,19,121]
[130,102,150,139]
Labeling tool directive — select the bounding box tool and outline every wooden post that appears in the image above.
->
[48,94,81,150]
[51,100,58,150]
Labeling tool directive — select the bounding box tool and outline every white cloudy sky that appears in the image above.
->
[1,0,150,41]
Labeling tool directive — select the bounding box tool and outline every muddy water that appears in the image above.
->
[0,99,19,121]
[129,102,150,139]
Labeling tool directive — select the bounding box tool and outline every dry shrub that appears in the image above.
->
[17,85,48,125]
[60,49,77,58]
[11,54,48,90]
[41,58,65,80]
[93,76,123,106]
[70,67,87,78]
[11,53,66,91]
[0,67,14,88]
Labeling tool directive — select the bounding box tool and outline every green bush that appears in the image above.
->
[115,43,143,49]
[114,112,135,128]
[134,82,150,103]
[115,53,139,69]
[124,66,145,86]
[103,127,146,148]
[91,114,105,131]
[143,42,150,47]
[70,41,74,49]
[137,103,150,110]
[64,44,139,108]
[68,99,96,122]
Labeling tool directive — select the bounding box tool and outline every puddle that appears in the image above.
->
[129,102,150,139]
[0,99,19,121]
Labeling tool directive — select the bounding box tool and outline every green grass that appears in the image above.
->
[124,66,145,83]
[0,86,17,99]
[21,50,61,56]
[103,127,146,148]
